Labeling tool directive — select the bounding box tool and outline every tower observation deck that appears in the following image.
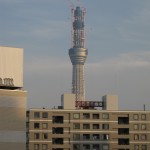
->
[69,6,88,102]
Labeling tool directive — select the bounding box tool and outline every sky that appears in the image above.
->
[0,0,150,110]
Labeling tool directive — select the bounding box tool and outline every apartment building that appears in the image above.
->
[27,108,150,150]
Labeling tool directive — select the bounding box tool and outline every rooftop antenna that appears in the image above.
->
[144,104,146,111]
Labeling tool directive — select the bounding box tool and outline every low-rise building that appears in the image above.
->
[27,96,150,150]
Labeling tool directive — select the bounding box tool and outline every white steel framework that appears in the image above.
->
[69,6,88,103]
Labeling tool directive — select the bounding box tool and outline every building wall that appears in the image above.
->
[0,46,23,87]
[61,94,76,109]
[0,89,27,150]
[27,109,150,150]
[102,95,118,110]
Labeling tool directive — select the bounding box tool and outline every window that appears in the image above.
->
[42,112,48,118]
[93,144,99,150]
[141,134,147,140]
[134,145,139,150]
[73,113,80,119]
[93,124,99,129]
[34,123,40,129]
[83,124,90,129]
[0,78,2,84]
[34,133,40,139]
[134,124,139,130]
[73,123,80,129]
[102,124,109,130]
[141,145,147,150]
[141,114,146,120]
[141,124,146,130]
[73,144,80,150]
[34,144,39,150]
[102,113,109,119]
[42,144,48,150]
[34,112,40,118]
[102,144,109,150]
[43,133,48,139]
[42,123,48,129]
[83,134,90,140]
[93,114,99,119]
[83,113,90,119]
[101,134,109,140]
[134,114,139,120]
[92,134,99,140]
[134,134,139,140]
[53,149,63,150]
[52,138,63,144]
[83,144,90,150]
[73,134,80,140]
[118,138,129,145]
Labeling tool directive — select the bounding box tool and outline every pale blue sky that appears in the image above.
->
[0,0,150,110]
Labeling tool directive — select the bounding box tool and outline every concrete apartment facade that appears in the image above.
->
[27,108,150,150]
[0,46,27,150]
[27,94,150,150]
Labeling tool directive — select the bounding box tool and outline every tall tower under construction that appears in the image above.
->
[69,6,88,102]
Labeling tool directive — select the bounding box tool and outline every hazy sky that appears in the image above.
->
[0,0,150,110]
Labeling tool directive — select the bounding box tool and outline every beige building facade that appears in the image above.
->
[0,46,27,150]
[0,46,23,88]
[0,90,26,150]
[27,108,150,150]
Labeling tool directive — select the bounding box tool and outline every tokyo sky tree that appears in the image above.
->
[69,6,88,102]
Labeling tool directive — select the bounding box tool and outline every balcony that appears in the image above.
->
[118,117,129,125]
[118,138,129,145]
[52,127,64,134]
[52,138,63,145]
[118,128,129,135]
[53,116,64,124]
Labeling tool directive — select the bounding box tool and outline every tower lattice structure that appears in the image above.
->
[69,6,88,102]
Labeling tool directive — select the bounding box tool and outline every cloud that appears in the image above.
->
[87,51,150,72]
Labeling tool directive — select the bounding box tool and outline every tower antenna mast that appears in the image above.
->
[78,0,81,7]
[71,1,75,48]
